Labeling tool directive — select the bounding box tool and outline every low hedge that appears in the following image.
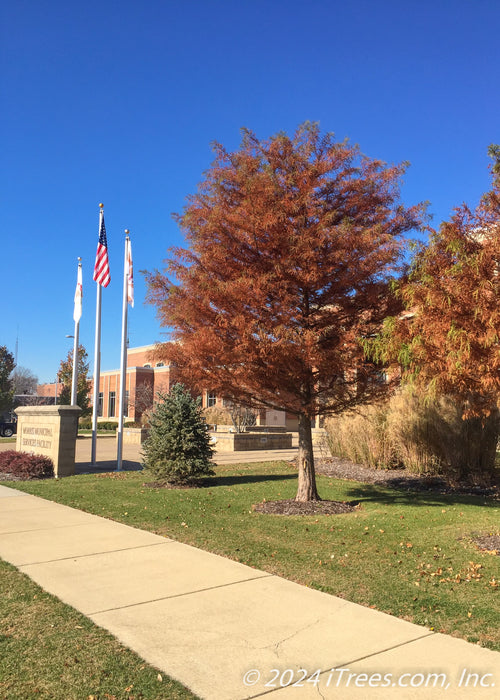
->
[0,450,54,480]
[78,421,137,431]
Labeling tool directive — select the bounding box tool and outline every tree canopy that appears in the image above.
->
[146,123,425,500]
[0,346,15,416]
[368,149,500,419]
[58,344,92,415]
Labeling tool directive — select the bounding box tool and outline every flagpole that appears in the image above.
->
[71,258,82,405]
[117,231,130,471]
[91,204,105,465]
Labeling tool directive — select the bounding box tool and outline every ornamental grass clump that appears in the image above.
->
[326,386,499,485]
[0,450,54,480]
[325,403,397,470]
[141,384,215,484]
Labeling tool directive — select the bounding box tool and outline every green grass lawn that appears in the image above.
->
[3,461,500,652]
[0,559,198,700]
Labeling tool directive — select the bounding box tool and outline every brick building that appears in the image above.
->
[37,344,177,423]
[37,343,306,429]
[94,344,176,422]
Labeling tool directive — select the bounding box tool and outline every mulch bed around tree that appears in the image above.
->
[253,499,360,516]
[314,456,500,498]
[472,534,500,555]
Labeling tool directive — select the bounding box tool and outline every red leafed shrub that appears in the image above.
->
[0,450,54,479]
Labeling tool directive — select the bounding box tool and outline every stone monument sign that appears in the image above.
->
[15,405,81,478]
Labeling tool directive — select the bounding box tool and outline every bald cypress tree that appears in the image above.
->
[146,123,424,500]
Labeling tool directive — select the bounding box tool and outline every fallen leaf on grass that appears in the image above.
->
[419,561,484,585]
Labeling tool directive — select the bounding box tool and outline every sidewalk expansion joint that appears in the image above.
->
[90,572,273,616]
[18,540,171,567]
[246,631,436,699]
[332,630,436,668]
[0,522,98,536]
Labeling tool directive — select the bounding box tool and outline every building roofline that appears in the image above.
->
[127,343,159,353]
[100,366,156,377]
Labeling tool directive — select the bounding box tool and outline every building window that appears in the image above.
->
[97,392,103,417]
[207,391,217,407]
[156,362,164,367]
[108,391,116,417]
[144,364,151,368]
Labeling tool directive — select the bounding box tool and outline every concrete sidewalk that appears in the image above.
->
[0,485,499,699]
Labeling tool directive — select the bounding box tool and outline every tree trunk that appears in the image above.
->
[296,412,320,501]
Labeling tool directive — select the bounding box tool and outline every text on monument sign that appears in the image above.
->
[22,426,53,450]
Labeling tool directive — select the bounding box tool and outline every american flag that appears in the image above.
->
[93,213,111,287]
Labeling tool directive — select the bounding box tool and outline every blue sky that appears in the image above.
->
[1,0,499,383]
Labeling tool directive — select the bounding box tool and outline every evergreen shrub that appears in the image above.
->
[102,422,119,431]
[142,384,215,484]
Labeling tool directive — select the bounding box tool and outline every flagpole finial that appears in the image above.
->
[78,256,82,263]
[125,229,130,236]
[99,202,104,209]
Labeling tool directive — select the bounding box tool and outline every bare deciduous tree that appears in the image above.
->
[11,366,38,395]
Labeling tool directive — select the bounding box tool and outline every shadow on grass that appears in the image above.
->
[342,482,499,508]
[139,472,298,490]
[75,461,142,475]
[206,473,297,487]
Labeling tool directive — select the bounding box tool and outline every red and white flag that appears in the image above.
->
[126,237,134,307]
[73,262,82,322]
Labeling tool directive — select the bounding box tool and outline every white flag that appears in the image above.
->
[126,238,134,307]
[73,262,83,322]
